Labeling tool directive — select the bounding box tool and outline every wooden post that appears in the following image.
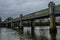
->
[31,20,35,38]
[19,14,23,34]
[48,2,57,40]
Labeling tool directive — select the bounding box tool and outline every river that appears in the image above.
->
[0,26,60,40]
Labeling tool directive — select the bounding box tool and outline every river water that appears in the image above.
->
[0,26,60,40]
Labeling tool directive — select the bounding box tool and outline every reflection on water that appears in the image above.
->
[0,26,60,40]
[24,26,60,40]
[0,28,21,40]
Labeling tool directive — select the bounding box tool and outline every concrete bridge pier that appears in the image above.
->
[19,14,23,34]
[48,2,57,40]
[19,21,23,34]
[6,23,8,28]
[11,22,14,29]
[27,21,30,26]
[31,20,35,38]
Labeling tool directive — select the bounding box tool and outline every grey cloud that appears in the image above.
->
[0,0,60,20]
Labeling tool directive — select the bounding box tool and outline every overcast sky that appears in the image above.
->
[0,0,60,20]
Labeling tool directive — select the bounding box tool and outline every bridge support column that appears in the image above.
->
[27,21,30,26]
[19,14,23,34]
[31,20,35,38]
[11,22,14,28]
[6,23,8,28]
[48,2,57,40]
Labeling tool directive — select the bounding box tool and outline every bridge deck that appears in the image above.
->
[4,5,60,23]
